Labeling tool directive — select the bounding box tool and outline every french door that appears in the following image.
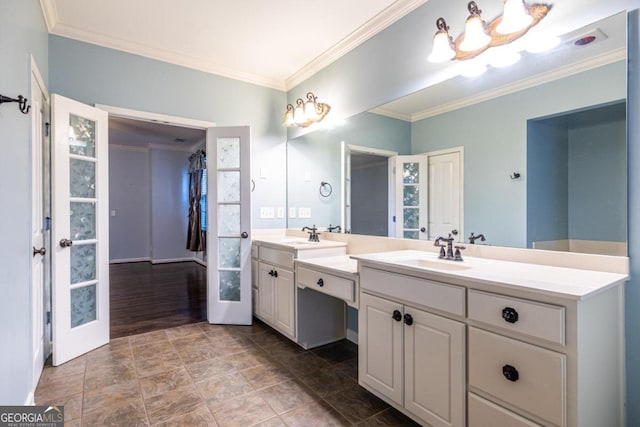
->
[51,94,109,365]
[206,126,252,325]
[395,155,429,239]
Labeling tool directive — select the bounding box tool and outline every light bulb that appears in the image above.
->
[460,15,491,52]
[496,0,533,34]
[428,31,456,63]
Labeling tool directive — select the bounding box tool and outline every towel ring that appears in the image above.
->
[319,181,332,198]
[251,179,256,192]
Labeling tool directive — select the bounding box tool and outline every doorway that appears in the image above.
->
[107,113,208,338]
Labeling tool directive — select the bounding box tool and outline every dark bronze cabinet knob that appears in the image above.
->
[502,307,519,323]
[502,364,519,382]
[403,313,414,326]
[392,310,402,321]
[317,278,324,287]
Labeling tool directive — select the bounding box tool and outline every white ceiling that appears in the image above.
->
[109,116,205,149]
[40,0,427,90]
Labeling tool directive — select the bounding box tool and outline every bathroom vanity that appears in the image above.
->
[352,250,627,427]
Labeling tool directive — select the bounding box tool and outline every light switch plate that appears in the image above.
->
[277,207,285,218]
[259,207,274,219]
[299,207,311,218]
[289,207,296,218]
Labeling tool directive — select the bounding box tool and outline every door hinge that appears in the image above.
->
[44,216,51,231]
[45,122,50,137]
[46,311,51,324]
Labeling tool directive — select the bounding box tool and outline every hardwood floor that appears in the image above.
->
[110,262,207,339]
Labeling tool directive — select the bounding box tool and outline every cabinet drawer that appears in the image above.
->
[468,290,565,345]
[258,246,294,269]
[469,393,541,427]
[297,266,355,303]
[468,328,566,427]
[360,267,465,316]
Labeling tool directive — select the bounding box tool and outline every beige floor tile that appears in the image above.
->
[39,356,86,385]
[323,384,389,424]
[84,359,137,391]
[38,392,83,422]
[357,407,422,426]
[128,330,169,347]
[169,331,211,350]
[185,357,237,382]
[81,398,148,427]
[83,380,142,414]
[34,372,85,403]
[258,379,318,414]
[299,367,358,397]
[165,323,204,340]
[176,343,220,364]
[131,341,177,361]
[151,405,218,427]
[196,372,254,405]
[222,348,271,371]
[134,350,184,378]
[139,366,194,398]
[252,417,286,427]
[240,364,294,389]
[281,352,330,377]
[280,400,351,426]
[209,391,276,427]
[144,385,204,425]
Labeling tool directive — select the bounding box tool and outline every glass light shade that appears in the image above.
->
[283,108,294,127]
[304,100,319,121]
[486,46,521,67]
[293,103,306,125]
[428,31,456,63]
[459,16,491,52]
[496,0,533,34]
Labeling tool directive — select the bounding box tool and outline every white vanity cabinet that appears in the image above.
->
[358,267,466,427]
[353,250,627,427]
[251,239,347,344]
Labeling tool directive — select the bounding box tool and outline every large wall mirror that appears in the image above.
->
[287,12,627,255]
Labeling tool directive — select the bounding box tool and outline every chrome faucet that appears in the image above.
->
[468,232,486,244]
[327,224,341,233]
[301,225,320,242]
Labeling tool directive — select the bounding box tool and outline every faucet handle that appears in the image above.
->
[454,245,466,261]
[438,245,447,259]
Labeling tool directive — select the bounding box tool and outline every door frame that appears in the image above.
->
[29,55,49,400]
[341,144,397,236]
[425,146,464,241]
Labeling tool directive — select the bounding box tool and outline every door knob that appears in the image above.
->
[420,227,426,233]
[451,229,459,235]
[59,238,73,248]
[33,246,46,257]
[241,231,249,239]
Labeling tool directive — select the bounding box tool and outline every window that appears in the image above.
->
[201,168,207,231]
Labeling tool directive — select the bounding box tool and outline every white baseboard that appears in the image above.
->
[151,257,197,264]
[25,391,34,406]
[346,328,358,344]
[109,257,151,264]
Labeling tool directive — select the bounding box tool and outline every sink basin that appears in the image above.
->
[397,258,472,271]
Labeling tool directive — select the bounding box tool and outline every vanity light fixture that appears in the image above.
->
[428,0,551,63]
[283,92,331,128]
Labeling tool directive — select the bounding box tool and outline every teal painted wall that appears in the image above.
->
[410,62,625,248]
[0,0,49,404]
[49,35,288,230]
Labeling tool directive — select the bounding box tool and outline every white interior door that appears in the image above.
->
[207,126,252,325]
[52,94,109,366]
[341,142,351,233]
[428,149,462,241]
[395,155,428,239]
[31,61,48,388]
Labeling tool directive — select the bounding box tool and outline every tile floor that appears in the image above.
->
[35,320,421,426]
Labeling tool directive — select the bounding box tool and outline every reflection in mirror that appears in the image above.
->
[286,12,627,255]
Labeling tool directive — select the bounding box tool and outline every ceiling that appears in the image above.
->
[109,116,205,149]
[40,0,427,91]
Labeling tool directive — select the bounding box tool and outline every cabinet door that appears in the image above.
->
[257,262,275,323]
[404,306,466,427]
[274,268,295,339]
[359,292,403,405]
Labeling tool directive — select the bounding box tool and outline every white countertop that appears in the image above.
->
[253,236,347,251]
[296,255,358,275]
[351,250,628,300]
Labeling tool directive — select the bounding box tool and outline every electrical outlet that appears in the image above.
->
[277,207,285,218]
[299,208,312,218]
[289,207,297,218]
[259,207,275,219]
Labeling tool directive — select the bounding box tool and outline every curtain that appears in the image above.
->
[186,149,206,252]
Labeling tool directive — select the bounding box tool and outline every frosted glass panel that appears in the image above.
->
[218,204,240,235]
[403,163,419,184]
[70,202,96,240]
[217,137,240,168]
[219,238,241,268]
[404,186,419,206]
[70,158,96,198]
[403,207,419,228]
[218,171,240,203]
[71,284,97,327]
[404,231,419,240]
[219,271,240,301]
[69,114,96,158]
[71,243,96,284]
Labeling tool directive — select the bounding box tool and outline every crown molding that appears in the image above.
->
[48,23,287,91]
[39,0,58,32]
[411,47,627,122]
[368,106,412,122]
[284,0,429,90]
